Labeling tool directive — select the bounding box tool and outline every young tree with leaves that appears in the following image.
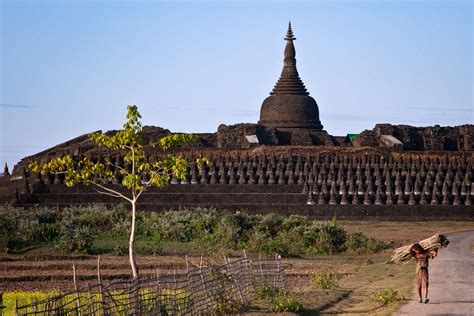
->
[30,105,196,278]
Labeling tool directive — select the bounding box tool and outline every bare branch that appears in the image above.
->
[135,190,143,200]
[88,181,133,203]
[96,190,125,199]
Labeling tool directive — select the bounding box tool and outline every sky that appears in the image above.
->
[1,0,473,170]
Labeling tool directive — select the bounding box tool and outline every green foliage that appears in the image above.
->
[0,206,60,253]
[255,284,282,300]
[310,271,340,289]
[256,213,285,238]
[255,284,300,313]
[259,228,305,257]
[2,291,59,315]
[314,222,347,254]
[57,225,96,253]
[272,297,302,313]
[345,232,386,254]
[160,134,198,150]
[1,206,385,257]
[29,105,197,193]
[372,288,404,306]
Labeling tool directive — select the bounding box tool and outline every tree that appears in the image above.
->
[29,105,197,278]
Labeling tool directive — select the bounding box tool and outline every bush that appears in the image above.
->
[255,213,284,238]
[0,206,61,253]
[0,206,384,257]
[135,236,163,256]
[310,271,340,289]
[260,228,305,257]
[57,225,96,253]
[345,232,385,254]
[372,288,404,306]
[272,297,302,313]
[255,284,282,300]
[315,222,347,253]
[0,207,19,252]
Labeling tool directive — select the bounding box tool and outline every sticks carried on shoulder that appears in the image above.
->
[391,233,449,263]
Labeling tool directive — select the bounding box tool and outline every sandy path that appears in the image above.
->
[397,230,474,315]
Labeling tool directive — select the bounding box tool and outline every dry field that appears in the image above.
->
[2,220,473,315]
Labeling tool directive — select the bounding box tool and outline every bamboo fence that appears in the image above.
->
[14,255,285,315]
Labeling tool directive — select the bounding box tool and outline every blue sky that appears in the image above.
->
[1,0,472,169]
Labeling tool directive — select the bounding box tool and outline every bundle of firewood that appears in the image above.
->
[391,233,450,263]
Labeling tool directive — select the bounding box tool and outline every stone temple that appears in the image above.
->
[259,23,331,146]
[0,23,473,220]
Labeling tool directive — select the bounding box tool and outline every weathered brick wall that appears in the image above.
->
[4,151,473,220]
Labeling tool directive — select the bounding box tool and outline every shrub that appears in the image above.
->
[281,215,308,231]
[31,207,60,242]
[372,288,404,306]
[0,206,386,257]
[0,206,61,253]
[0,207,18,252]
[310,271,340,289]
[255,284,281,300]
[57,225,96,253]
[345,232,385,254]
[315,222,347,253]
[260,228,305,257]
[272,297,302,313]
[255,213,284,238]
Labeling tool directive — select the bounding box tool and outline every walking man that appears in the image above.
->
[410,243,438,304]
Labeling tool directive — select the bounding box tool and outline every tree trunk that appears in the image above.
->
[129,200,139,279]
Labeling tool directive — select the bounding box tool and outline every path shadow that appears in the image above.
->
[298,290,353,315]
[423,300,474,304]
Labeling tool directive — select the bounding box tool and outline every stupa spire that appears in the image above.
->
[285,21,296,41]
[270,22,309,96]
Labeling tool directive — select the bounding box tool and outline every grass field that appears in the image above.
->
[2,220,473,315]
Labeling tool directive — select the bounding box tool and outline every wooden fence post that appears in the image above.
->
[224,255,245,304]
[73,262,81,315]
[199,256,212,312]
[275,254,284,289]
[173,270,178,316]
[258,253,265,281]
[0,291,3,316]
[185,255,189,273]
[14,298,18,316]
[97,256,106,315]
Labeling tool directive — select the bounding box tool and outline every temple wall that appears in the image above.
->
[2,151,473,220]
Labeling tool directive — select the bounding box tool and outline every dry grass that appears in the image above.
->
[245,252,414,315]
[244,221,473,315]
[340,221,474,247]
[2,220,472,314]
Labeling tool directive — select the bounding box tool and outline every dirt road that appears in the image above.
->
[397,230,474,315]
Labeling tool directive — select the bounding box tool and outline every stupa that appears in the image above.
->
[260,22,323,130]
[258,22,332,146]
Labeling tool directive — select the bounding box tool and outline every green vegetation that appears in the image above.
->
[2,291,57,315]
[0,205,385,257]
[272,297,302,313]
[344,232,385,254]
[4,289,191,315]
[310,270,340,289]
[255,284,284,300]
[254,284,302,313]
[28,105,196,278]
[372,288,404,306]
